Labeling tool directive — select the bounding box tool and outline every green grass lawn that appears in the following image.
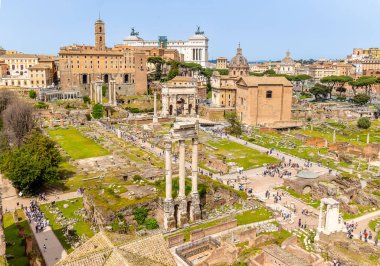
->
[278,186,320,208]
[235,208,273,226]
[48,127,110,159]
[369,219,380,240]
[40,198,94,253]
[4,211,30,266]
[206,138,279,170]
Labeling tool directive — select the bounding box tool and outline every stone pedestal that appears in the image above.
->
[164,199,176,230]
[177,197,188,227]
[190,192,202,222]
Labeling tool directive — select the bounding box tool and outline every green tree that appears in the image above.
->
[147,56,165,81]
[352,93,370,106]
[349,76,378,95]
[92,103,104,119]
[225,112,242,136]
[166,60,179,80]
[357,117,371,129]
[133,207,149,225]
[29,90,37,99]
[320,75,353,98]
[83,96,90,104]
[294,74,312,92]
[145,218,159,230]
[336,86,347,96]
[263,69,276,75]
[1,131,62,195]
[309,83,329,101]
[216,69,229,75]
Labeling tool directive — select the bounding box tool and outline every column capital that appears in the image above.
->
[192,137,199,144]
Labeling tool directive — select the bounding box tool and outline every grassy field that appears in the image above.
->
[48,127,110,159]
[40,198,94,253]
[235,208,273,226]
[369,219,380,240]
[4,210,30,266]
[206,137,279,170]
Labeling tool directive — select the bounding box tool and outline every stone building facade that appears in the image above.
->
[123,27,209,67]
[278,50,296,75]
[211,46,249,108]
[161,76,198,117]
[216,57,228,69]
[235,76,293,126]
[59,19,147,96]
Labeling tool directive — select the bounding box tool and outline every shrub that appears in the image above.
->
[34,101,49,109]
[357,117,371,129]
[133,207,149,225]
[145,218,159,230]
[83,96,90,104]
[29,90,37,99]
[92,103,104,119]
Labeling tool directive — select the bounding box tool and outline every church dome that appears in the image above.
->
[281,50,295,65]
[229,47,249,67]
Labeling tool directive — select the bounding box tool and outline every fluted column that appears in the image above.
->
[318,202,324,230]
[164,140,175,230]
[178,139,186,198]
[191,137,198,194]
[90,83,93,101]
[165,140,172,200]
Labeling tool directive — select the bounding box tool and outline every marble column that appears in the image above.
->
[109,80,116,106]
[90,83,93,102]
[367,133,370,144]
[190,137,201,222]
[178,139,186,198]
[165,141,173,200]
[191,138,198,194]
[318,202,324,230]
[153,91,158,123]
[177,139,188,227]
[163,140,175,230]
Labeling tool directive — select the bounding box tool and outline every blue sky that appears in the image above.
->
[0,0,380,61]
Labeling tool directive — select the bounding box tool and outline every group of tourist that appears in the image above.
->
[262,163,295,179]
[25,200,49,233]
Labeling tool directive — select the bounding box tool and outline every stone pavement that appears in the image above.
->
[29,216,67,266]
[2,190,82,214]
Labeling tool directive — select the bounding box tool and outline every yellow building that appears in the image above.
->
[216,57,228,69]
[29,64,54,88]
[59,18,147,95]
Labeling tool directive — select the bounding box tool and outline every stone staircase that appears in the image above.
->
[292,228,316,252]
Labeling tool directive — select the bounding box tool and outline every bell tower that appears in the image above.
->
[95,18,105,51]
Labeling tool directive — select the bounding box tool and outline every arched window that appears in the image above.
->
[100,36,102,42]
[99,27,102,33]
[266,90,272,98]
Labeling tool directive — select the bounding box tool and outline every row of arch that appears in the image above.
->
[81,74,131,84]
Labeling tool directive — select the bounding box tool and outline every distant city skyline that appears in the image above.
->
[1,0,380,61]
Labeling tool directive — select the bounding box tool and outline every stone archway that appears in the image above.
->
[177,98,185,115]
[104,74,109,84]
[302,185,312,194]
